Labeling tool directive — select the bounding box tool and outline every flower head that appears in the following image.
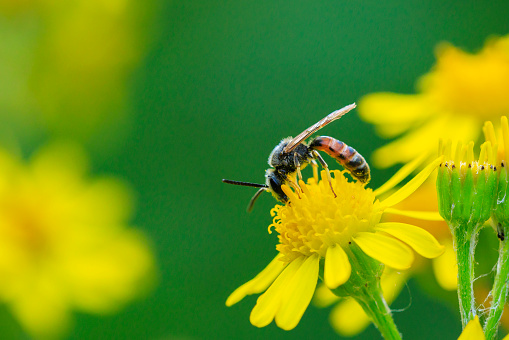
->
[436,138,499,326]
[359,34,509,168]
[484,117,509,228]
[437,139,498,226]
[0,143,156,338]
[227,158,444,330]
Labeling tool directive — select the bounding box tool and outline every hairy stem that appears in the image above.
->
[453,226,478,327]
[484,233,509,339]
[355,291,402,340]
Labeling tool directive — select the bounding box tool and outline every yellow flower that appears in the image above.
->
[0,143,156,338]
[0,0,153,137]
[226,158,444,330]
[359,34,509,168]
[312,177,457,338]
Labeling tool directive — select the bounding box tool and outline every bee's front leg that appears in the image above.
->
[293,152,304,183]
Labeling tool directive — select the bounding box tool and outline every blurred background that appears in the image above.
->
[1,0,509,339]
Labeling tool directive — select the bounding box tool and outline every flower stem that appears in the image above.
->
[452,225,478,327]
[355,292,402,340]
[331,244,402,340]
[484,231,509,340]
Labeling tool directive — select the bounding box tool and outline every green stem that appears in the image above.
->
[452,226,478,328]
[354,291,402,340]
[330,244,402,340]
[484,233,509,340]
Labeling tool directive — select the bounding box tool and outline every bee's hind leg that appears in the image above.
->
[312,150,337,198]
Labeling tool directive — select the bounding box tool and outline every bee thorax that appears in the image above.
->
[268,138,312,170]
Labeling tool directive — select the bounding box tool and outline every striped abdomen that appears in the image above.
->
[309,136,370,183]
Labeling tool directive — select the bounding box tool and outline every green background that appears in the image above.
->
[4,0,509,339]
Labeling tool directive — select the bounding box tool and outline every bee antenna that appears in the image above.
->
[222,179,268,188]
[247,187,267,213]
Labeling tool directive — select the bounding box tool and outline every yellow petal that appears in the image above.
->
[353,232,414,270]
[226,254,287,307]
[372,115,479,168]
[73,178,135,225]
[381,156,443,208]
[275,254,320,330]
[250,256,305,328]
[373,153,430,197]
[375,222,445,258]
[31,142,89,193]
[380,269,409,304]
[502,116,509,163]
[358,92,431,126]
[312,283,340,308]
[10,272,71,338]
[324,245,351,289]
[329,298,371,337]
[383,208,444,221]
[432,240,458,290]
[458,316,485,340]
[62,229,156,314]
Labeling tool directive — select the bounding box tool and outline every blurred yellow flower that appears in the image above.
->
[0,143,156,338]
[359,34,509,168]
[0,0,153,139]
[227,159,444,330]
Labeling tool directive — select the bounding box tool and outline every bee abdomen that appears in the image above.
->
[309,136,370,183]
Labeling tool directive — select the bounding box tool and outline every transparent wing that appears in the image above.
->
[283,103,356,153]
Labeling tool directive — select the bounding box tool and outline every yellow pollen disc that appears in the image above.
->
[269,170,383,262]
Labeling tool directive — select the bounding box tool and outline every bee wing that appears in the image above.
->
[283,103,356,153]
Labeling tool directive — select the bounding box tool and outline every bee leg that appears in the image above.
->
[311,160,319,182]
[293,153,304,184]
[288,180,302,199]
[312,151,337,198]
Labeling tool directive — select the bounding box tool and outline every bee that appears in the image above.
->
[222,103,370,212]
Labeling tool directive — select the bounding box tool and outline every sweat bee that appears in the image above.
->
[223,103,370,211]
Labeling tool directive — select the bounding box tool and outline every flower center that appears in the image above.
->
[269,170,383,263]
[0,193,51,258]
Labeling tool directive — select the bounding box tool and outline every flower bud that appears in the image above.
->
[437,140,497,229]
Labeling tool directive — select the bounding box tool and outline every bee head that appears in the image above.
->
[265,169,288,203]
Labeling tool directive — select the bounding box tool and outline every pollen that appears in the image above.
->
[269,170,382,262]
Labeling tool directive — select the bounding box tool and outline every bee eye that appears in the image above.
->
[268,175,288,202]
[269,176,281,188]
